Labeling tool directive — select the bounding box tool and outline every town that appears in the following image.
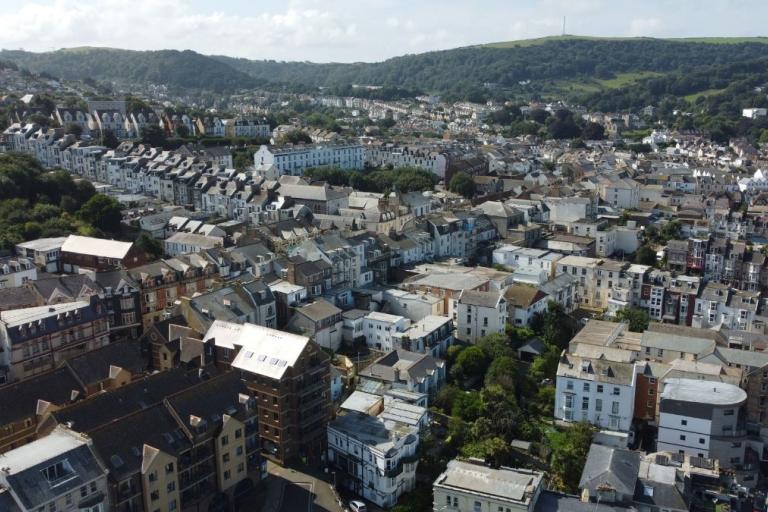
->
[2,20,768,512]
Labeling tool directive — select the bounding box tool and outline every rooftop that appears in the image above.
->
[661,378,746,406]
[61,235,133,259]
[435,459,543,505]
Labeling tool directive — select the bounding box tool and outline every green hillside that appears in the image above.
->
[0,47,261,92]
[4,36,768,104]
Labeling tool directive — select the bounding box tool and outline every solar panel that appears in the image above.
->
[257,354,267,362]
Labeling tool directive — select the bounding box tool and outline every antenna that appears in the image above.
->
[562,16,566,36]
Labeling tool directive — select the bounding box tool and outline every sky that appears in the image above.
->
[0,0,765,62]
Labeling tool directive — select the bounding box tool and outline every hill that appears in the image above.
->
[4,37,768,102]
[0,47,262,92]
[214,37,768,101]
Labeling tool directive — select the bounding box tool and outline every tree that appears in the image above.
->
[615,307,650,332]
[529,109,550,124]
[277,129,312,145]
[450,346,488,387]
[484,355,518,392]
[460,437,512,467]
[635,244,657,266]
[529,343,561,383]
[548,422,594,492]
[63,123,83,138]
[449,171,475,198]
[660,220,682,242]
[101,129,119,149]
[135,232,164,260]
[476,332,513,359]
[451,391,483,422]
[140,125,167,147]
[581,121,605,140]
[77,194,123,234]
[175,124,190,138]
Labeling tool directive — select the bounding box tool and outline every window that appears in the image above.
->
[167,482,175,492]
[474,502,482,512]
[90,482,96,493]
[80,486,87,498]
[65,494,72,506]
[595,399,602,412]
[223,453,230,463]
[149,471,157,483]
[224,470,231,480]
[221,435,229,446]
[165,462,174,474]
[151,491,160,502]
[238,463,245,473]
[236,446,244,456]
[566,380,574,391]
[699,438,705,444]
[446,496,451,506]
[583,383,590,392]
[611,402,619,414]
[724,409,734,416]
[597,385,604,393]
[680,435,686,441]
[235,429,242,439]
[49,503,56,512]
[613,387,620,396]
[681,419,687,426]
[582,397,589,410]
[169,500,177,512]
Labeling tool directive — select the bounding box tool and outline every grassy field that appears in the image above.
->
[683,88,726,102]
[480,35,768,49]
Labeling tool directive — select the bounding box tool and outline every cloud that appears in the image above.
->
[629,17,662,37]
[0,0,359,61]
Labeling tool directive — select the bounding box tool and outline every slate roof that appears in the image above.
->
[0,428,106,510]
[459,289,503,308]
[0,367,86,425]
[64,341,147,386]
[359,350,444,384]
[50,365,220,433]
[579,444,640,496]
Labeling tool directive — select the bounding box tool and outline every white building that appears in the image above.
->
[392,315,454,357]
[15,237,67,273]
[327,393,419,508]
[362,311,411,351]
[743,108,767,119]
[600,178,640,210]
[433,459,543,512]
[0,426,111,512]
[657,378,758,471]
[492,246,562,275]
[164,232,224,256]
[253,143,364,176]
[0,257,37,288]
[364,144,448,178]
[555,352,637,432]
[456,289,507,343]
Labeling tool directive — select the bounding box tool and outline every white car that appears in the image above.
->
[349,500,367,512]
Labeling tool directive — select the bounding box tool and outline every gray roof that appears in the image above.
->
[533,491,633,512]
[459,289,503,308]
[359,350,444,384]
[0,428,106,510]
[579,444,640,496]
[295,299,341,322]
[65,341,146,386]
[435,459,543,505]
[633,479,687,511]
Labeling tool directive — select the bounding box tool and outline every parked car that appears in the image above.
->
[349,500,367,512]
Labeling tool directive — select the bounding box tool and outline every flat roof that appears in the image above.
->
[61,235,133,259]
[16,237,68,252]
[435,459,543,504]
[661,378,746,406]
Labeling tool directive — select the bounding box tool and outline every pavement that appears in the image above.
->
[261,461,346,512]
